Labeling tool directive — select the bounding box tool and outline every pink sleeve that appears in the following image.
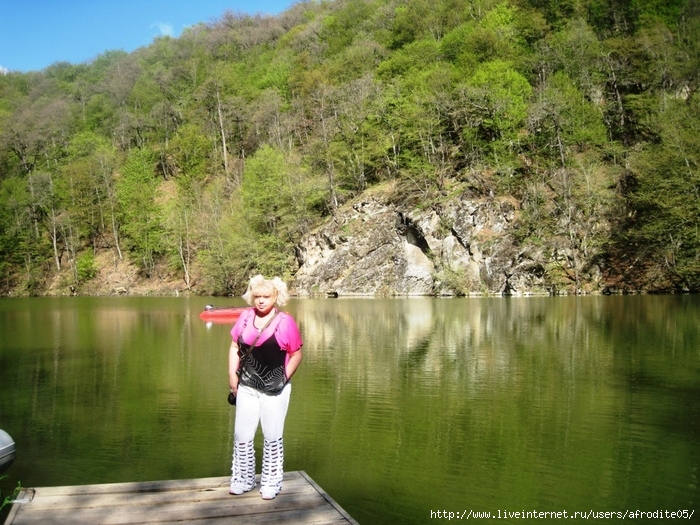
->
[276,313,302,353]
[230,308,253,341]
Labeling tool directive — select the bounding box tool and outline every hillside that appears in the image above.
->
[1,0,699,296]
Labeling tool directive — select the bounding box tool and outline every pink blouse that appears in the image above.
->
[230,308,302,354]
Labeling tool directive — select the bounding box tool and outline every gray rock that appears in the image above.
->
[292,193,602,296]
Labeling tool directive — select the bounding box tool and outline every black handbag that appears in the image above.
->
[228,310,279,406]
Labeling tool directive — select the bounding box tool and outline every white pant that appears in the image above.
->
[234,383,292,442]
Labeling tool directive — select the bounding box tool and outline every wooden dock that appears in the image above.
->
[4,471,359,524]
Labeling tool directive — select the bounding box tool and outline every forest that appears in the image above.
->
[0,0,698,296]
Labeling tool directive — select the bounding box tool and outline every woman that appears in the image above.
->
[228,275,303,500]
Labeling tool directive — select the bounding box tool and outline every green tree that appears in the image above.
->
[456,59,532,176]
[76,251,97,282]
[240,145,299,276]
[528,72,608,168]
[169,123,210,185]
[116,148,164,277]
[196,178,251,294]
[0,175,52,293]
[622,94,700,290]
[329,75,387,193]
[162,191,197,290]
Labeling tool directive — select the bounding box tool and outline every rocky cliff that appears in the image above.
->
[292,192,604,296]
[37,190,606,298]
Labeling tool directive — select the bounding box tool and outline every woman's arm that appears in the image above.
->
[229,340,241,394]
[285,348,303,381]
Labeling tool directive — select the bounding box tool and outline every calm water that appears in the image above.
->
[1,296,698,523]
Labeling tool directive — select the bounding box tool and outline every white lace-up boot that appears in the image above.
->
[230,441,256,494]
[260,438,284,499]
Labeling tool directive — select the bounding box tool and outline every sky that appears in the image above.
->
[0,0,298,74]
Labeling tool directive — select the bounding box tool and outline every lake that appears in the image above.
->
[1,295,698,523]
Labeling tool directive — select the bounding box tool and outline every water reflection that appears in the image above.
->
[0,296,698,525]
[287,296,699,523]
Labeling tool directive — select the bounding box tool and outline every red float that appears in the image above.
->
[199,305,246,324]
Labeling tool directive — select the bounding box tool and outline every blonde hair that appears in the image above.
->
[242,275,290,307]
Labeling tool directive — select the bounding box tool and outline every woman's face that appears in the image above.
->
[252,287,277,315]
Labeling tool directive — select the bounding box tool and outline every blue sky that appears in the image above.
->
[0,0,298,73]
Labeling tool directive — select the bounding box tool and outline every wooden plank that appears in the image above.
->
[7,500,339,524]
[299,471,360,525]
[3,490,31,525]
[5,483,321,524]
[15,476,314,511]
[4,472,358,525]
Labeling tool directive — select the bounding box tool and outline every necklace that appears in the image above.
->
[254,310,274,333]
